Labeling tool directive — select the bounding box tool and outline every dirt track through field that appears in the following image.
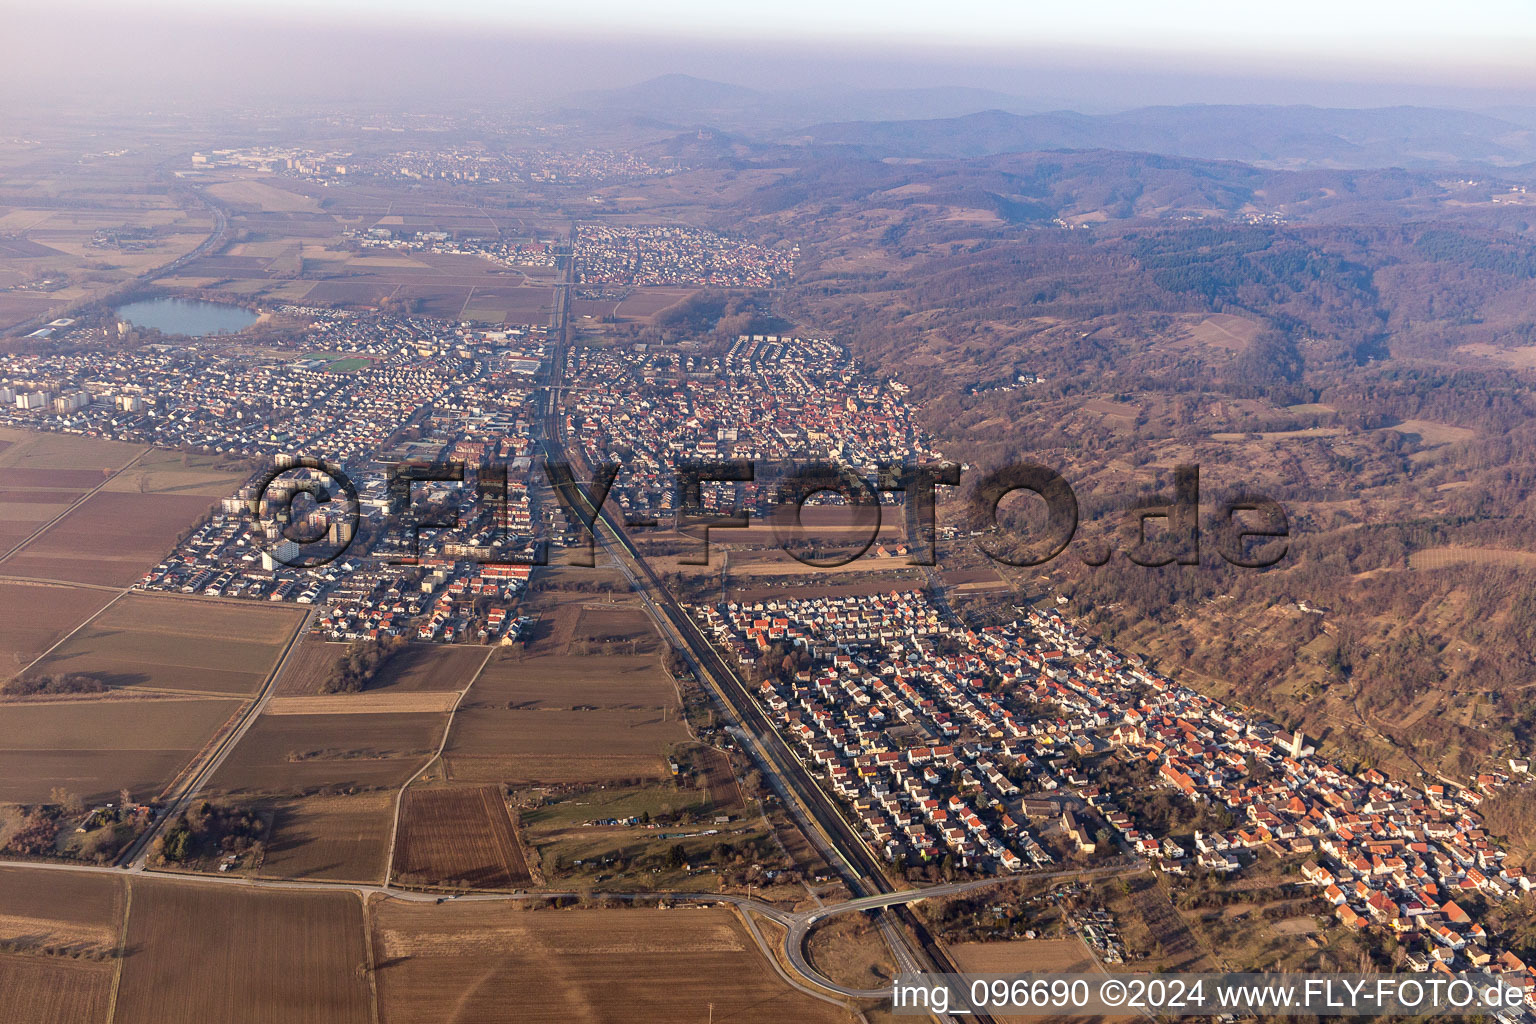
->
[266,692,462,715]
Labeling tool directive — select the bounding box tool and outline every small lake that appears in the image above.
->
[115,297,258,337]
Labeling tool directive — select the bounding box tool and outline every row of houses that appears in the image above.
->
[564,336,939,521]
[575,225,794,287]
[697,588,1536,1006]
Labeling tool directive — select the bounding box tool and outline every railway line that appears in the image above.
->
[533,237,992,1023]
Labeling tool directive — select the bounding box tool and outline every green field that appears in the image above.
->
[299,352,373,372]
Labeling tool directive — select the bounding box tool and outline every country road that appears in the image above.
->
[117,605,317,869]
[0,849,1132,1005]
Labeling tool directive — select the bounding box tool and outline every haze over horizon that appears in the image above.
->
[6,2,1536,116]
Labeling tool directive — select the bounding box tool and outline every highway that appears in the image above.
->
[149,185,230,281]
[8,182,231,338]
[779,863,1142,998]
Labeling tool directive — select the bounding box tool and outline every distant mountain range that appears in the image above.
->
[794,105,1536,171]
[570,76,1536,172]
[567,73,1040,130]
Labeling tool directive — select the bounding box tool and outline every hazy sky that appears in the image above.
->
[110,0,1536,57]
[7,1,1536,113]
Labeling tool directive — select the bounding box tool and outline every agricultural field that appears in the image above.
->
[271,637,352,697]
[113,880,372,1024]
[948,938,1099,973]
[258,791,395,883]
[94,446,249,498]
[276,639,487,696]
[0,695,241,804]
[0,490,224,585]
[0,445,246,586]
[519,783,711,833]
[1177,312,1261,353]
[265,692,461,715]
[0,865,124,952]
[695,747,745,816]
[0,428,144,557]
[0,581,113,677]
[444,650,688,784]
[149,176,562,325]
[206,709,446,797]
[444,710,687,784]
[471,652,679,708]
[0,157,215,331]
[567,605,664,654]
[205,179,324,213]
[0,865,125,1023]
[1408,546,1536,570]
[0,956,115,1024]
[0,425,222,476]
[368,644,488,693]
[614,286,698,319]
[26,592,305,695]
[513,778,786,892]
[369,903,853,1024]
[392,785,533,888]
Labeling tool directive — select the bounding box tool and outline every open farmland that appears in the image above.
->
[0,955,115,1024]
[444,710,687,784]
[0,490,223,585]
[568,605,663,654]
[0,486,84,560]
[458,286,559,324]
[265,692,461,715]
[259,791,395,882]
[271,637,349,697]
[96,447,249,498]
[0,435,241,585]
[205,178,324,213]
[471,652,679,708]
[0,865,124,952]
[696,747,745,815]
[0,429,143,480]
[27,592,305,695]
[276,640,487,697]
[370,903,852,1024]
[0,499,73,559]
[0,154,215,330]
[153,184,561,323]
[0,581,113,676]
[369,644,488,692]
[1410,546,1536,570]
[0,696,241,804]
[444,651,688,783]
[113,880,371,1024]
[948,938,1099,973]
[0,428,145,557]
[392,785,532,888]
[613,286,698,319]
[206,710,446,796]
[0,868,122,1023]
